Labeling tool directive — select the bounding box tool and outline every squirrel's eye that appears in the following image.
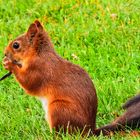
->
[13,42,20,49]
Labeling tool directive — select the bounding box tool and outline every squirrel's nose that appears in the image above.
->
[4,49,8,57]
[4,51,12,59]
[4,53,7,57]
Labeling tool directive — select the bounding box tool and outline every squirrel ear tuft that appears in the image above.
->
[34,20,43,31]
[27,23,38,42]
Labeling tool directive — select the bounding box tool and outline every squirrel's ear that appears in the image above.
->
[34,20,43,31]
[27,23,38,42]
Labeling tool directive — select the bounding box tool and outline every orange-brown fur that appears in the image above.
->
[3,20,97,134]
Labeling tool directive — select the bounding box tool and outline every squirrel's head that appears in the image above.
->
[4,20,53,69]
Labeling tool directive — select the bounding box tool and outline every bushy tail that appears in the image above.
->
[122,94,140,109]
[95,93,140,136]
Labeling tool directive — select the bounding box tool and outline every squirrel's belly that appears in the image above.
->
[39,97,48,121]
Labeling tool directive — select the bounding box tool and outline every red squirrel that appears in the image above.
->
[3,20,97,134]
[2,20,140,136]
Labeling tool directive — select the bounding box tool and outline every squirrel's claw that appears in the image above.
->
[3,57,13,71]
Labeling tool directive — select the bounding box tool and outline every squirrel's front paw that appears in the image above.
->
[3,57,13,71]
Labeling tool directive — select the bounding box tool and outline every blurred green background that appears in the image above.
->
[0,0,139,139]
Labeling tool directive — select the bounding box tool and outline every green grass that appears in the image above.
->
[0,0,139,139]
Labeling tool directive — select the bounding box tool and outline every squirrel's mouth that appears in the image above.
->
[12,60,22,68]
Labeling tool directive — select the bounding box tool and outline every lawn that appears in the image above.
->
[0,0,139,139]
